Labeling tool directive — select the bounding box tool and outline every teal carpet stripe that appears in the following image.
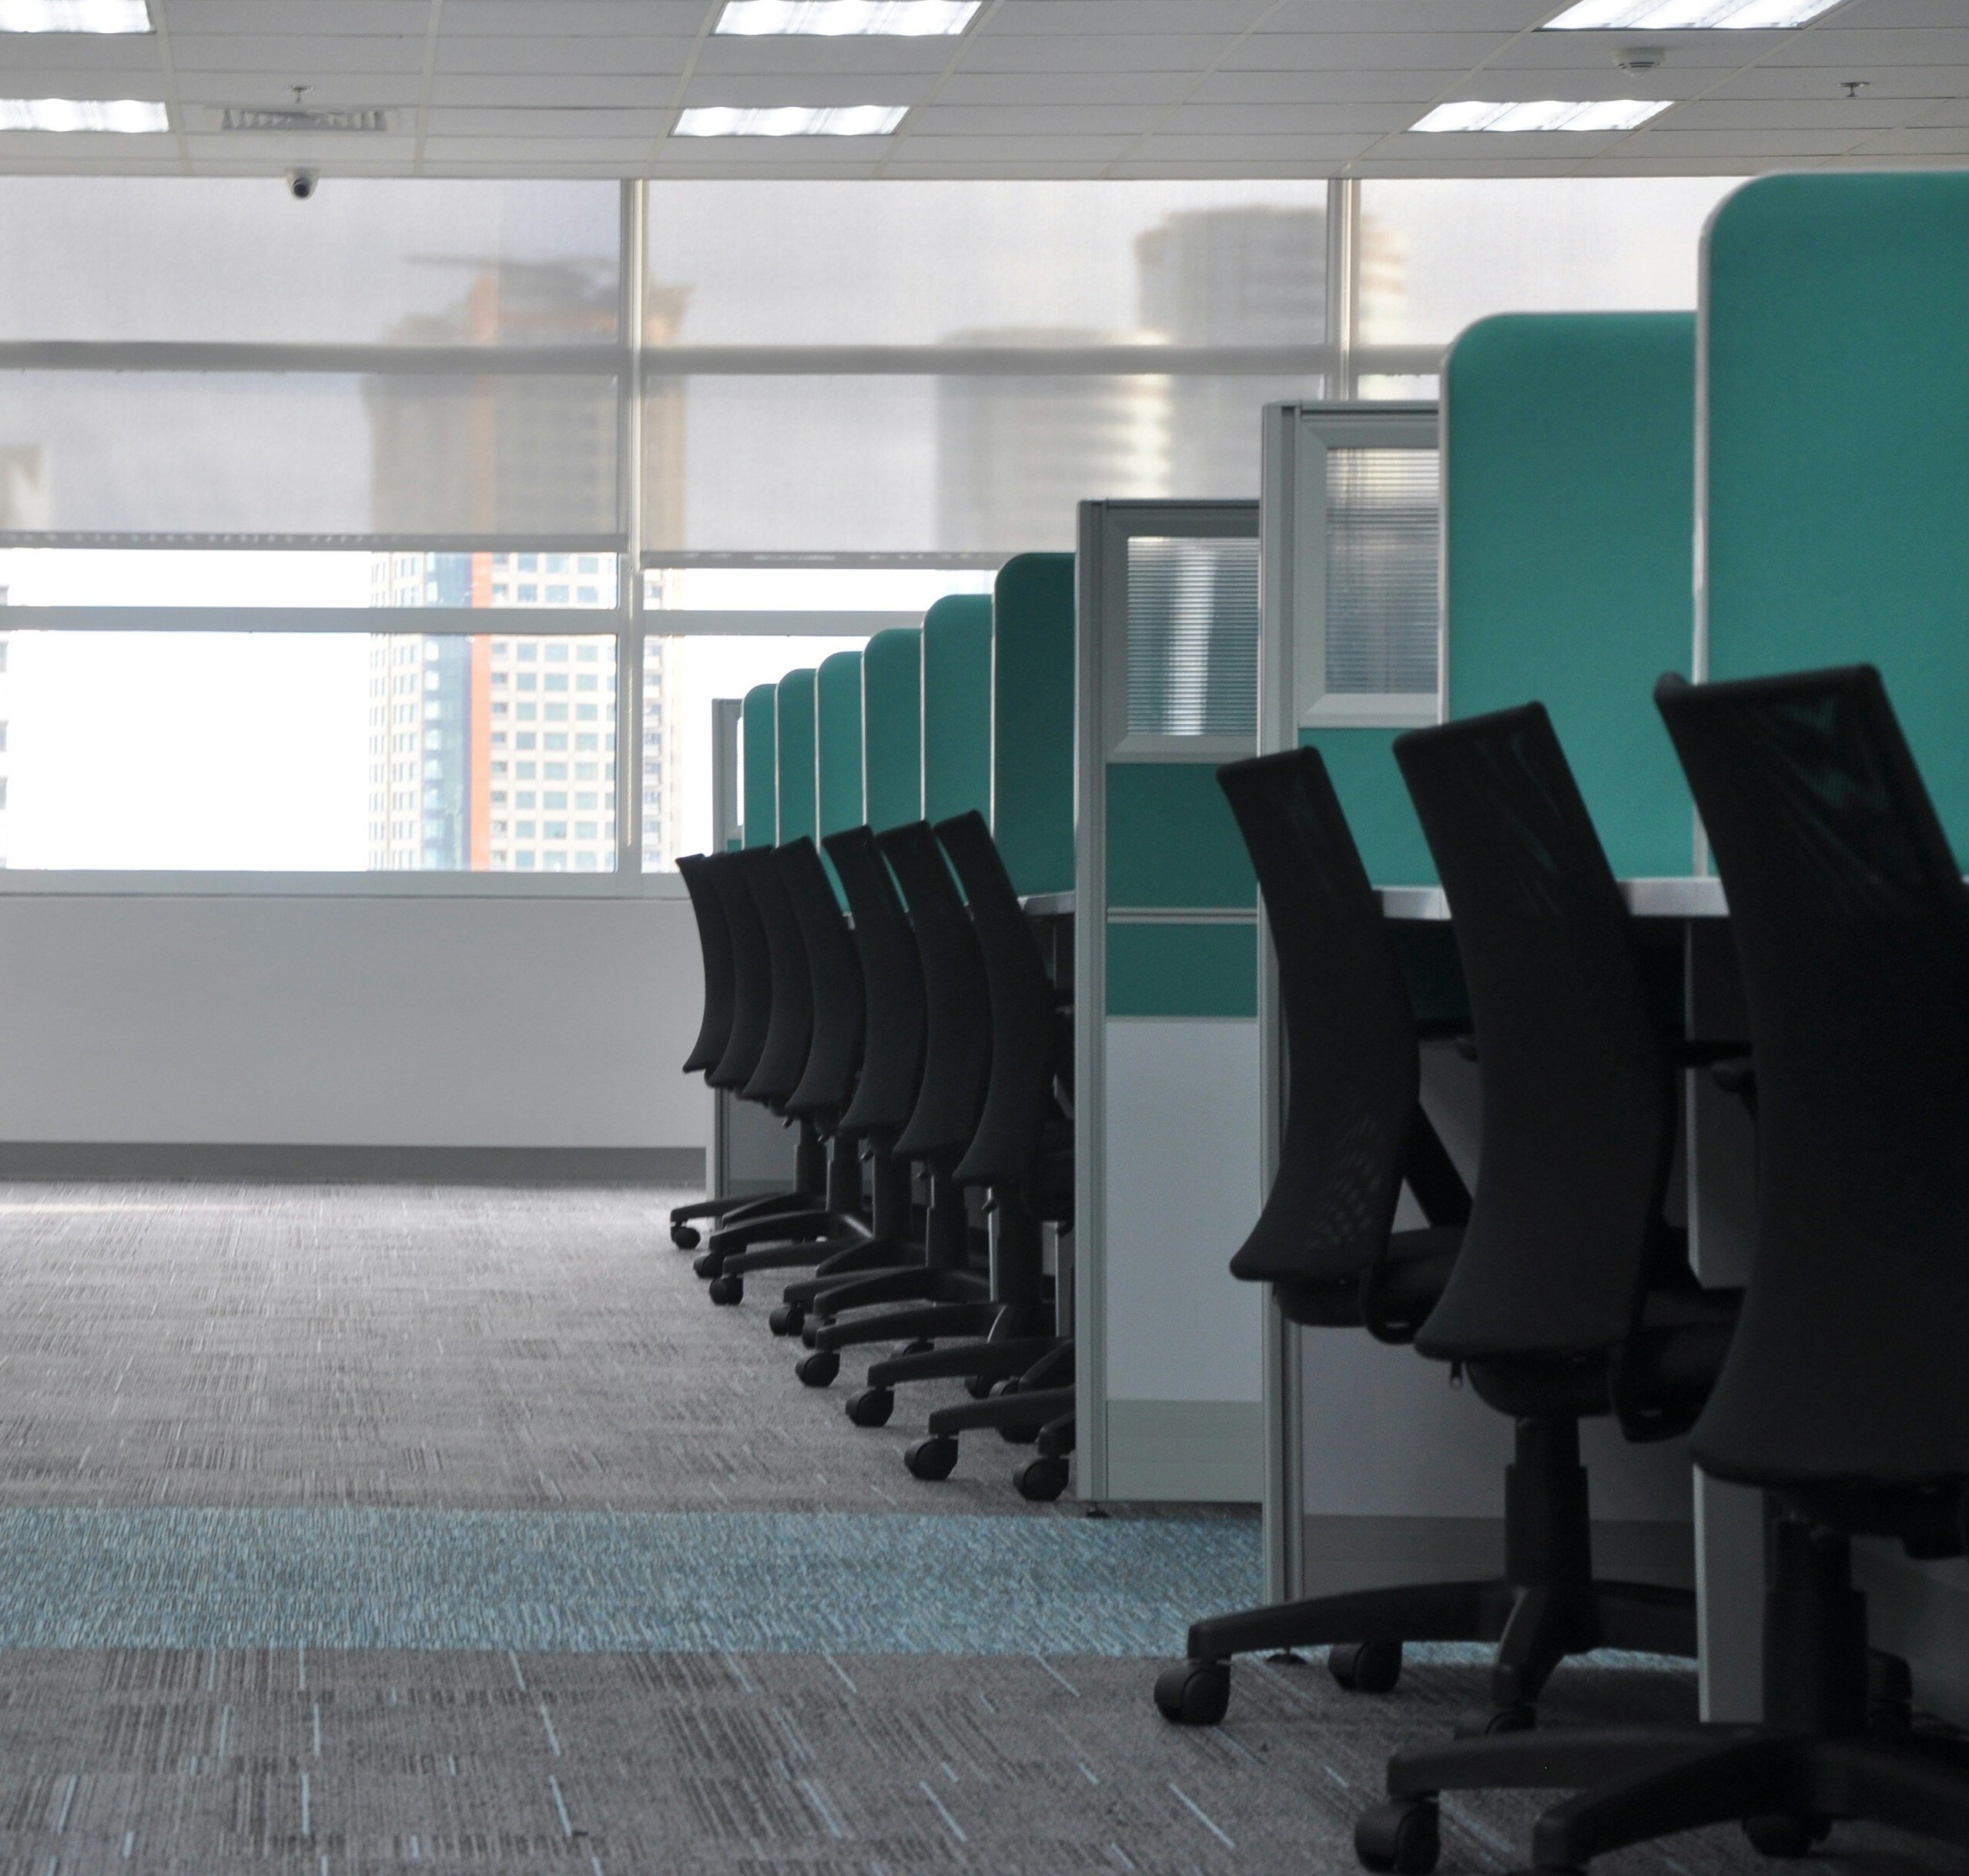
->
[0,1508,1261,1654]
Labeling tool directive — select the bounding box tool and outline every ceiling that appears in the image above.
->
[0,0,1961,179]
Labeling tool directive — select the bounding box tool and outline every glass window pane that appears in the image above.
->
[0,624,616,871]
[1125,536,1258,739]
[0,373,619,538]
[642,632,868,872]
[645,372,1319,554]
[1358,178,1743,350]
[644,566,993,613]
[0,548,619,608]
[647,181,1328,346]
[0,179,620,345]
[1326,448,1438,697]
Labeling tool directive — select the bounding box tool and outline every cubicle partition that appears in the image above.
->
[741,681,778,849]
[1076,498,1265,1504]
[862,626,923,832]
[775,667,819,847]
[990,554,1076,899]
[1702,169,1969,1721]
[922,595,993,825]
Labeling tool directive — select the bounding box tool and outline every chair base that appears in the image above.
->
[1160,1415,1694,1728]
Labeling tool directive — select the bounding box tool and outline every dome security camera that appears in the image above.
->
[286,168,320,200]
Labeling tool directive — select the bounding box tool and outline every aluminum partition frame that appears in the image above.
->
[708,694,742,1204]
[1075,496,1264,1506]
[1257,400,1441,1603]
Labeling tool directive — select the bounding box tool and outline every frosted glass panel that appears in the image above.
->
[644,373,1315,554]
[648,181,1327,346]
[0,373,618,537]
[0,179,620,345]
[1326,448,1438,696]
[1124,536,1259,738]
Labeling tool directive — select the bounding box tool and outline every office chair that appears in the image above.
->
[670,851,829,1259]
[765,823,931,1339]
[1155,745,1474,1727]
[786,819,996,1385]
[708,837,883,1299]
[696,847,854,1293]
[1361,666,1969,1875]
[885,810,1077,1499]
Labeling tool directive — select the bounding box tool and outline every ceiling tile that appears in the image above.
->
[1850,123,1969,150]
[690,36,956,73]
[1660,95,1914,129]
[1135,130,1379,156]
[163,2,430,31]
[904,102,1162,132]
[430,75,674,106]
[885,131,1137,158]
[435,35,698,73]
[438,1,713,30]
[1763,26,1969,64]
[1190,68,1460,103]
[682,74,935,105]
[167,35,427,73]
[986,0,1273,30]
[1626,127,1854,154]
[954,32,1232,72]
[1224,32,1515,70]
[1705,63,1969,99]
[1160,102,1402,132]
[424,107,673,135]
[936,70,1195,102]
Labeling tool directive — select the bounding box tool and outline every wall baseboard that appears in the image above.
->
[0,1144,706,1186]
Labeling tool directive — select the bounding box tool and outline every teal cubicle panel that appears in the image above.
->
[817,650,864,837]
[1297,729,1435,888]
[1445,313,1696,878]
[862,626,922,831]
[775,668,818,845]
[922,594,993,826]
[741,682,778,849]
[1706,171,1969,862]
[992,554,1076,896]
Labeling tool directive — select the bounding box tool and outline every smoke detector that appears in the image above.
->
[1616,45,1666,69]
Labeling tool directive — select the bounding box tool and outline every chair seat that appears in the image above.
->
[1276,1226,1461,1332]
[1613,1285,1742,1442]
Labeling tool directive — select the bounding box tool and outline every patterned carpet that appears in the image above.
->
[0,1183,1946,1875]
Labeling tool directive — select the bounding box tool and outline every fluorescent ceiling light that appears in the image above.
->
[0,0,149,28]
[1542,0,1840,27]
[0,96,167,131]
[717,0,979,35]
[1412,98,1672,132]
[675,105,907,137]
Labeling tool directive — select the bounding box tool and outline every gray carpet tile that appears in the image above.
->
[0,1183,1950,1874]
[0,1184,1120,1516]
[0,1645,1947,1876]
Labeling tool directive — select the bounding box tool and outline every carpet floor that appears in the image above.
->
[0,1182,1946,1875]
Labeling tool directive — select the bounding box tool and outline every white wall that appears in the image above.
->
[0,893,710,1149]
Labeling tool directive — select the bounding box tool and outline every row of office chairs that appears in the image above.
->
[672,811,1076,1500]
[1170,667,1968,1872]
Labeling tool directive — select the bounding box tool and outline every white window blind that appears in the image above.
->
[1324,447,1438,697]
[1123,534,1260,739]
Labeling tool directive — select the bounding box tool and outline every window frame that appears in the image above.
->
[0,177,1450,893]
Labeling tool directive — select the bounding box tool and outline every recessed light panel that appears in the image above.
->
[717,1,979,34]
[0,0,149,29]
[675,105,908,136]
[1542,0,1841,28]
[1412,98,1673,131]
[0,96,168,131]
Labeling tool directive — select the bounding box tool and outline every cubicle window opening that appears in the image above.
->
[1264,405,1441,732]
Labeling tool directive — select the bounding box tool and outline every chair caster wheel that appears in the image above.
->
[1355,1799,1439,1875]
[671,1224,700,1251]
[1152,1659,1231,1726]
[1000,1420,1041,1445]
[1014,1456,1068,1500]
[1328,1640,1402,1694]
[906,1435,959,1481]
[768,1304,805,1337]
[707,1275,743,1305]
[1452,1703,1535,1739]
[1743,1815,1830,1858]
[693,1251,722,1279]
[900,1338,934,1355]
[795,1350,840,1388]
[801,1319,824,1348]
[846,1387,894,1428]
[965,1372,996,1399]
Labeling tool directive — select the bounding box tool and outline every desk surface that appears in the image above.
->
[1379,876,1728,923]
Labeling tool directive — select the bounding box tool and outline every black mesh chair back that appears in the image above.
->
[877,820,992,1161]
[736,846,814,1108]
[678,852,736,1077]
[825,825,927,1139]
[1395,705,1673,1362]
[775,836,865,1121]
[935,811,1059,1191]
[708,851,772,1093]
[1217,748,1425,1297]
[1657,665,1969,1492]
